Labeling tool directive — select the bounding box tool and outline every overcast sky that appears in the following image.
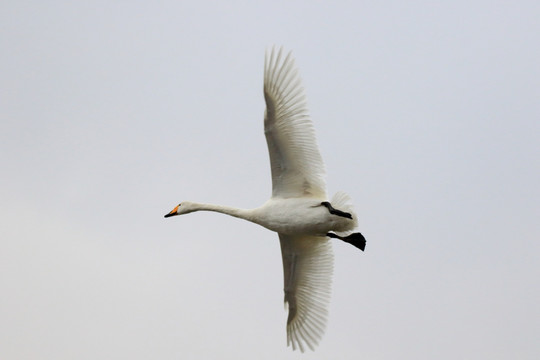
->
[1,1,539,359]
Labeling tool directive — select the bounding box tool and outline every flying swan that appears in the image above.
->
[165,47,366,352]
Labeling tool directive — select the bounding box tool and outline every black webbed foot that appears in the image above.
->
[321,201,353,219]
[327,232,366,251]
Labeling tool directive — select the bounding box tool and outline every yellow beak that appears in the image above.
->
[164,204,179,218]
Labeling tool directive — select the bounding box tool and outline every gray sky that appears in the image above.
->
[1,1,539,359]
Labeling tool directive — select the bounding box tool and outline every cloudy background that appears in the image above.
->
[1,1,539,359]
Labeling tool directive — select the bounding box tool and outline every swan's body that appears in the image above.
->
[165,47,365,352]
[175,197,355,236]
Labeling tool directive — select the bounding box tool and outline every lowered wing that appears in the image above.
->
[279,233,334,352]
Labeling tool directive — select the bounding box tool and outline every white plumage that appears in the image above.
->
[165,47,365,352]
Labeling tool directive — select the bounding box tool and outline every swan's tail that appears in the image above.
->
[331,191,358,236]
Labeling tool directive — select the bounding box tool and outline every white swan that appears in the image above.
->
[165,47,365,352]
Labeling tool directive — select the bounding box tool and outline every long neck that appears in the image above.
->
[192,202,256,222]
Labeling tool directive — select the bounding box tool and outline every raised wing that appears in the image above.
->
[279,234,334,352]
[264,47,326,199]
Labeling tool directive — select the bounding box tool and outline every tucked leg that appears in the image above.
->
[327,232,366,251]
[321,201,353,219]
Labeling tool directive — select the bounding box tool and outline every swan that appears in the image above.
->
[165,47,366,352]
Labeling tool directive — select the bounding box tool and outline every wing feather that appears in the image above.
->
[264,47,326,199]
[279,234,334,352]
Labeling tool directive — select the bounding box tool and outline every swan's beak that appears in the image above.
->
[164,205,179,218]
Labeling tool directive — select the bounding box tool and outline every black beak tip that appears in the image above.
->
[164,213,173,218]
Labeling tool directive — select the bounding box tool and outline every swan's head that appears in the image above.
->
[164,202,196,218]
